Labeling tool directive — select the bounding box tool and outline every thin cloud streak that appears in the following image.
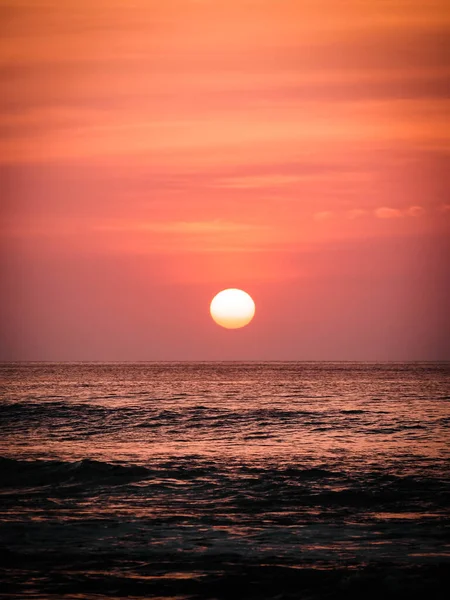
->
[94,220,268,234]
[375,208,403,219]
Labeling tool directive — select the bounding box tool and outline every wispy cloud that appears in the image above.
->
[406,205,425,217]
[217,175,304,189]
[375,207,403,219]
[374,206,426,219]
[94,220,267,234]
[313,211,334,221]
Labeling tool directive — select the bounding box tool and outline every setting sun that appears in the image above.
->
[210,289,255,329]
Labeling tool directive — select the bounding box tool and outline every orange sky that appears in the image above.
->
[1,0,449,360]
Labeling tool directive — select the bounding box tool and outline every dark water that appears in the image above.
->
[0,362,449,599]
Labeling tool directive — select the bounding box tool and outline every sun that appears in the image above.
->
[210,288,255,329]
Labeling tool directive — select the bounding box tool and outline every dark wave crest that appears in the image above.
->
[1,456,449,513]
[0,457,149,488]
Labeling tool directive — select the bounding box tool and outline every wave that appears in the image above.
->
[1,457,448,510]
[0,457,221,489]
[0,457,150,489]
[0,457,348,491]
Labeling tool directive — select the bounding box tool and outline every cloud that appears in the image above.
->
[314,211,334,221]
[406,205,425,217]
[94,219,266,234]
[374,206,425,219]
[218,175,303,189]
[375,207,402,219]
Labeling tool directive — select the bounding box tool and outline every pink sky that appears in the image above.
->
[1,0,449,360]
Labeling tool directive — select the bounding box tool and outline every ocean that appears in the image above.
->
[0,362,449,599]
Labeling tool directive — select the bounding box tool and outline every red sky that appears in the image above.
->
[1,0,450,360]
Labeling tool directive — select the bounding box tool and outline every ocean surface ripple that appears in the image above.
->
[0,362,449,599]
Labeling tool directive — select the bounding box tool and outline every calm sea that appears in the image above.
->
[0,362,449,599]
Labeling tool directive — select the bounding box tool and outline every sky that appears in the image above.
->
[1,0,450,361]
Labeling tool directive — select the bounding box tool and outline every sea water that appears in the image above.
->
[0,362,449,598]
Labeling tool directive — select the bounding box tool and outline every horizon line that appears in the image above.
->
[1,360,449,364]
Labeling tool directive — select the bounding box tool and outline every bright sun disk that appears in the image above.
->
[210,288,255,329]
